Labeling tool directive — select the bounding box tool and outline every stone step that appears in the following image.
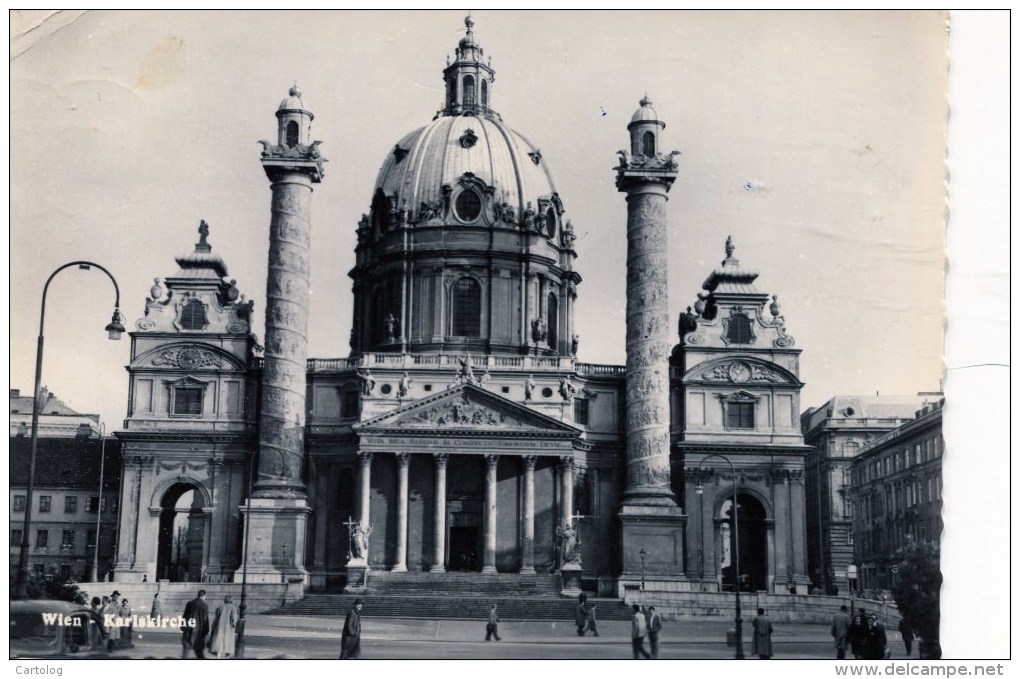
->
[272,593,633,621]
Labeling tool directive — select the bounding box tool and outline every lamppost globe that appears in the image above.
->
[105,309,126,340]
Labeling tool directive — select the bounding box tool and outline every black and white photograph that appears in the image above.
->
[8,9,1009,670]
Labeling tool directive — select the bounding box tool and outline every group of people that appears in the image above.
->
[831,604,906,660]
[629,603,664,659]
[89,591,132,651]
[179,590,240,659]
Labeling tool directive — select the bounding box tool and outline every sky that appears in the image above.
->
[10,10,948,426]
[5,9,1012,662]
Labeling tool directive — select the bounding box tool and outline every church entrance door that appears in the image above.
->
[448,526,480,572]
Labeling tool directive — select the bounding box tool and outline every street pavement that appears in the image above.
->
[119,614,915,660]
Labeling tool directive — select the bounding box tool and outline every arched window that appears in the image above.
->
[642,130,655,157]
[451,278,481,337]
[179,299,208,330]
[286,121,299,148]
[547,292,559,349]
[725,312,753,344]
[480,79,488,108]
[463,75,476,108]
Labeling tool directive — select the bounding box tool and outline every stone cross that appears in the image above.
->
[571,511,588,529]
[343,515,358,559]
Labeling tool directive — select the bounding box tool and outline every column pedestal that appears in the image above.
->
[617,504,689,595]
[560,563,583,597]
[233,498,311,585]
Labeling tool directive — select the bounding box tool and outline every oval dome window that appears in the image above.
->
[455,190,482,222]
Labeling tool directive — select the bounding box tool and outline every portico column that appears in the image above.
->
[392,453,411,572]
[520,456,537,574]
[559,455,574,527]
[356,452,373,527]
[430,454,448,573]
[482,454,498,573]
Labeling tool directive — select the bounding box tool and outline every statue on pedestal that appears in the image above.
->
[350,522,373,561]
[557,523,581,566]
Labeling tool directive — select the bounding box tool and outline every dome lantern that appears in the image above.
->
[276,83,314,148]
[442,15,496,116]
[627,94,666,158]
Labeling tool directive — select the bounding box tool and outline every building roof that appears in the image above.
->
[10,389,96,419]
[9,436,122,490]
[801,394,932,433]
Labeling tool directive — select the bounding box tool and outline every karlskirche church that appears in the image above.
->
[112,17,811,598]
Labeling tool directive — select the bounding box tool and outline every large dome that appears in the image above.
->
[375,114,558,222]
[348,16,580,359]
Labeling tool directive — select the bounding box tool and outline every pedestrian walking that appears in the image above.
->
[862,614,888,660]
[647,606,662,659]
[102,592,121,652]
[586,603,599,637]
[751,607,774,659]
[340,598,364,659]
[208,595,239,659]
[575,598,588,636]
[485,604,502,641]
[832,604,852,659]
[849,612,867,659]
[150,593,163,620]
[630,604,651,659]
[898,618,914,657]
[181,589,210,659]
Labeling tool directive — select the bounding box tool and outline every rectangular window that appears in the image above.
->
[847,530,854,545]
[343,391,360,419]
[573,397,590,426]
[11,529,23,547]
[725,402,755,429]
[86,497,98,513]
[39,496,52,513]
[172,387,204,416]
[844,497,853,517]
[60,565,72,580]
[64,496,78,513]
[33,564,44,575]
[36,530,49,549]
[86,530,96,549]
[61,530,75,549]
[13,495,26,512]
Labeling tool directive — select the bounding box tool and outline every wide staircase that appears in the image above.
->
[271,571,633,621]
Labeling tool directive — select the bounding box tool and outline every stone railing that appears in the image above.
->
[299,353,611,373]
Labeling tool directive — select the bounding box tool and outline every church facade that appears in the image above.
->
[111,17,810,597]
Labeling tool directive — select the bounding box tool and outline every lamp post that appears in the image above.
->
[77,422,108,583]
[236,452,257,659]
[695,453,744,660]
[639,548,647,591]
[15,261,124,599]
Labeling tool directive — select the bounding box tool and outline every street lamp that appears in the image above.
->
[76,421,108,583]
[15,261,124,599]
[236,452,258,659]
[695,453,744,660]
[638,548,647,591]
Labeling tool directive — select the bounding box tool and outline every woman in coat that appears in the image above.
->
[208,595,239,659]
[849,613,868,659]
[750,607,774,659]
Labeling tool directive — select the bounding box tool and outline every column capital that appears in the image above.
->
[484,454,499,471]
[522,455,538,471]
[558,454,574,471]
[357,451,373,467]
[396,452,412,467]
[433,453,449,468]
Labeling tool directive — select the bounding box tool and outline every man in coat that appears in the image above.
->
[898,618,914,657]
[832,604,852,659]
[751,607,774,659]
[340,599,364,659]
[102,592,122,652]
[862,614,888,660]
[575,597,588,636]
[646,606,662,659]
[208,595,239,659]
[181,589,210,659]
